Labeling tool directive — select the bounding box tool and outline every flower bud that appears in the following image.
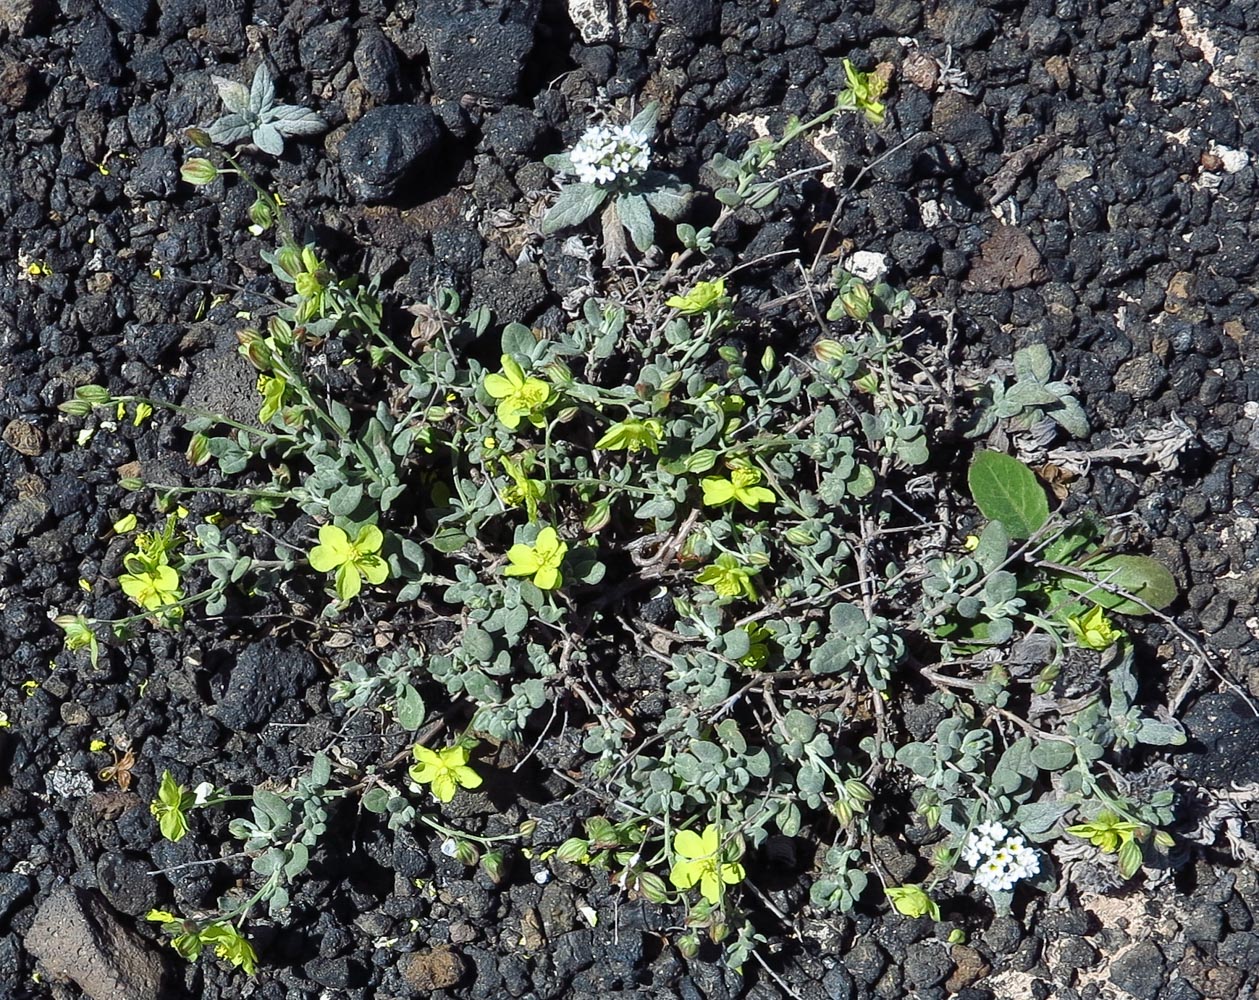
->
[556,838,589,864]
[180,158,218,185]
[812,339,846,363]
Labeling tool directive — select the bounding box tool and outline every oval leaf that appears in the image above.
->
[1058,554,1178,615]
[968,451,1050,539]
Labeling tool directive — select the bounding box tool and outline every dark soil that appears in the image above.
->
[3,1,1259,999]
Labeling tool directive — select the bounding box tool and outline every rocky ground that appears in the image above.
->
[2,0,1259,998]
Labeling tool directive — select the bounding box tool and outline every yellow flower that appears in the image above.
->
[668,825,745,903]
[500,454,547,522]
[1066,604,1123,651]
[503,526,567,590]
[695,553,758,601]
[886,884,941,920]
[483,355,551,431]
[666,278,731,315]
[595,417,665,453]
[701,466,775,511]
[409,744,483,803]
[120,563,182,611]
[308,524,390,601]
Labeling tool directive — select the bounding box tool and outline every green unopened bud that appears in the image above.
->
[236,329,273,371]
[266,315,295,346]
[684,450,718,474]
[453,840,480,867]
[677,933,701,959]
[119,477,145,492]
[839,281,873,321]
[58,399,94,416]
[75,385,112,405]
[785,527,817,547]
[248,196,274,232]
[481,850,506,883]
[274,245,303,280]
[812,339,846,363]
[180,158,218,185]
[556,838,590,864]
[518,818,538,839]
[186,432,211,467]
[636,872,669,904]
[544,360,574,388]
[583,499,612,534]
[185,127,213,149]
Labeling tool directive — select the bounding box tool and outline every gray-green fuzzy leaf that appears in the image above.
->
[617,192,654,252]
[542,183,608,233]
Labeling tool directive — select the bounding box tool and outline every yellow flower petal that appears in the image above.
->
[669,860,701,890]
[335,563,362,600]
[674,829,708,860]
[431,773,456,802]
[504,543,541,577]
[534,565,561,590]
[355,524,384,555]
[701,477,736,506]
[309,525,350,572]
[358,554,389,586]
[700,870,723,903]
[484,373,514,399]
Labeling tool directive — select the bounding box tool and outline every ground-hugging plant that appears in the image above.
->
[53,84,1196,978]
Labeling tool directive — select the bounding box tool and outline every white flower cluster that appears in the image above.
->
[569,123,651,186]
[962,821,1040,894]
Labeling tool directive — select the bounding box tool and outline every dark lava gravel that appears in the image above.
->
[2,0,1259,998]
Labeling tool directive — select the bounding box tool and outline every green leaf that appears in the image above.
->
[310,752,331,787]
[1030,741,1075,771]
[542,183,608,233]
[629,101,659,135]
[327,484,363,516]
[972,520,1010,573]
[362,788,390,813]
[284,842,309,879]
[431,527,469,553]
[1057,554,1178,615]
[254,789,291,829]
[462,626,495,663]
[968,451,1050,539]
[634,496,675,519]
[722,627,751,660]
[1013,344,1053,383]
[500,323,537,359]
[644,184,691,221]
[396,685,426,730]
[616,192,655,252]
[1137,718,1186,746]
